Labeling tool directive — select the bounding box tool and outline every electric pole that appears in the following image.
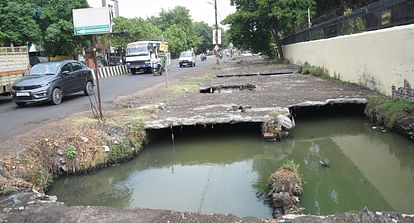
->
[101,0,106,7]
[214,0,218,45]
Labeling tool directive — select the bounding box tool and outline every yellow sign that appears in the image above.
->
[160,43,168,52]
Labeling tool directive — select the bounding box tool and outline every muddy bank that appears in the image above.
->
[1,195,414,223]
[0,109,150,194]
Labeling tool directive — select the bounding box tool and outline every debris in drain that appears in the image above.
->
[199,84,256,93]
[262,114,294,141]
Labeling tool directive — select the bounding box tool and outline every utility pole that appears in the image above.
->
[101,0,106,7]
[214,0,218,45]
[92,35,103,120]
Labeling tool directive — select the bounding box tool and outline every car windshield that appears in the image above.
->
[28,63,60,76]
[180,52,192,57]
[127,47,149,56]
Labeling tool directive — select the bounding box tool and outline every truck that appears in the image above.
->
[0,46,29,96]
[125,41,169,75]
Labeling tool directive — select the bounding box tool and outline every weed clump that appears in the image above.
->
[299,62,341,82]
[280,159,300,175]
[366,95,414,129]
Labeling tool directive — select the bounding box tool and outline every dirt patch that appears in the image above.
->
[1,200,414,223]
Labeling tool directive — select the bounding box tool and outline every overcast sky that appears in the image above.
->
[87,0,236,27]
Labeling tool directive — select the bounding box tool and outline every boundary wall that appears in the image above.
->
[282,24,414,96]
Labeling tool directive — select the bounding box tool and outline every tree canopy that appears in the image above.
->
[224,0,315,58]
[1,2,214,58]
[150,6,201,57]
[193,22,213,54]
[111,17,162,49]
[0,0,90,57]
[0,0,42,47]
[98,6,213,57]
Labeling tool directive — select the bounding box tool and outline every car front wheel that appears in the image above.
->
[84,81,94,96]
[51,88,63,105]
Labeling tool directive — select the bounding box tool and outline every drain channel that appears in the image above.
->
[199,84,256,93]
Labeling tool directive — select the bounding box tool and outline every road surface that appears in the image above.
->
[0,58,215,144]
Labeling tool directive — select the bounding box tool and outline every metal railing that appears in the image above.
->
[283,0,414,45]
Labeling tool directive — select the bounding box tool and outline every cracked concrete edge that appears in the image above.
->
[144,107,291,129]
[289,98,367,107]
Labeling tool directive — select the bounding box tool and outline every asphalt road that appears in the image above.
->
[0,58,215,143]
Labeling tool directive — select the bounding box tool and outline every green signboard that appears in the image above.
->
[74,25,111,36]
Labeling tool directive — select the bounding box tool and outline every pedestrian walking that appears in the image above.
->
[213,45,220,65]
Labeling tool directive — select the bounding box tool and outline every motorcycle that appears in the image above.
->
[152,61,163,76]
[201,54,207,61]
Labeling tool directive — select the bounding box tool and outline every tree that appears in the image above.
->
[0,0,41,47]
[111,17,162,49]
[164,24,189,58]
[193,22,213,53]
[151,6,200,57]
[225,0,315,59]
[152,6,193,32]
[36,0,90,57]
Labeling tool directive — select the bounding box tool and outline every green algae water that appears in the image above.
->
[48,116,414,218]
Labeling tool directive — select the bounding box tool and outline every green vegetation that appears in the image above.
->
[26,167,53,190]
[0,0,90,57]
[1,2,211,58]
[107,140,133,162]
[112,6,212,57]
[366,95,414,129]
[66,146,77,159]
[341,8,365,35]
[224,0,315,58]
[254,159,302,194]
[0,108,151,192]
[171,72,213,94]
[1,186,16,195]
[281,159,300,175]
[111,17,163,49]
[299,62,341,82]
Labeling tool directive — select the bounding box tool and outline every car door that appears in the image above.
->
[60,62,76,94]
[71,62,85,92]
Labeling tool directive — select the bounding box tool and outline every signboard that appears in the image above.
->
[160,43,169,52]
[212,29,222,45]
[73,8,112,36]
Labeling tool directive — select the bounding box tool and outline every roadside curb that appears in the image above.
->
[91,65,129,80]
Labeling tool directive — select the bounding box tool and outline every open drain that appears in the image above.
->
[199,84,256,93]
[216,70,294,78]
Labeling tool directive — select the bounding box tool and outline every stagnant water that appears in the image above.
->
[48,116,414,218]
